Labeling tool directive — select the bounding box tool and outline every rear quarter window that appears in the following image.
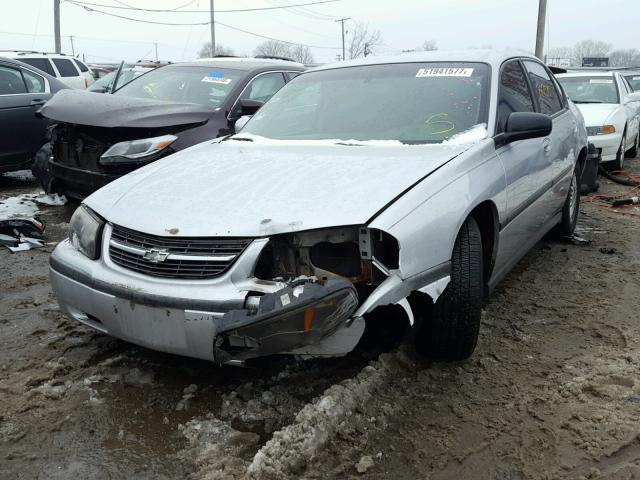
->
[73,59,89,72]
[52,58,80,77]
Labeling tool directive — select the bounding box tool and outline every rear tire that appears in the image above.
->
[414,216,483,360]
[557,165,580,237]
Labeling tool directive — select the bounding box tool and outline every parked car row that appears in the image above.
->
[0,56,68,173]
[40,50,589,365]
[0,51,94,89]
[557,70,640,169]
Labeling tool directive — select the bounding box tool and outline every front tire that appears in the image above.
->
[414,216,483,360]
[557,165,580,237]
[626,133,639,159]
[609,131,626,170]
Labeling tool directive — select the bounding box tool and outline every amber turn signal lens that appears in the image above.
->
[602,125,616,135]
[303,307,315,332]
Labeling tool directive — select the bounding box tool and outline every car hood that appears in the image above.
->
[40,89,216,128]
[575,103,620,127]
[85,140,474,237]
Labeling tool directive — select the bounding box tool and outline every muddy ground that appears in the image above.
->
[1,157,640,480]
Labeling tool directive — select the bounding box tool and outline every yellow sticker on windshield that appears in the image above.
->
[416,67,474,77]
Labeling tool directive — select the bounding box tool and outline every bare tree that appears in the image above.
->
[609,49,640,67]
[347,21,382,59]
[254,40,292,59]
[197,42,235,58]
[289,44,314,64]
[420,39,438,51]
[571,40,612,66]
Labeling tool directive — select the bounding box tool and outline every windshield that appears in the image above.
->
[557,76,619,104]
[241,62,490,144]
[114,65,242,108]
[89,69,147,92]
[624,74,640,92]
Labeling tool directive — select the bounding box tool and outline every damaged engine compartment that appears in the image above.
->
[215,227,402,362]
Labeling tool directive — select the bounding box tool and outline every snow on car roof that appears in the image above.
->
[556,71,616,78]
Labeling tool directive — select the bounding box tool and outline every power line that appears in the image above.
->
[112,0,197,11]
[265,0,337,20]
[66,0,341,14]
[64,1,340,49]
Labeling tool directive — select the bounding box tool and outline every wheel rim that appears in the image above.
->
[569,171,578,222]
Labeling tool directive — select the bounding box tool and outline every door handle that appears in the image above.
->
[542,138,552,154]
[30,99,47,107]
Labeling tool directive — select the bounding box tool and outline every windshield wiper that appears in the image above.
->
[229,137,253,142]
[572,100,603,104]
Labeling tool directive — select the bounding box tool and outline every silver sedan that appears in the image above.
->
[49,50,588,364]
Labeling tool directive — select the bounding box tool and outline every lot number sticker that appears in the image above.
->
[202,72,232,84]
[416,67,474,77]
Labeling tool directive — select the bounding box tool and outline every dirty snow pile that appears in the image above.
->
[34,192,68,206]
[247,352,408,479]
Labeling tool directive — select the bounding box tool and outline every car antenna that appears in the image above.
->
[110,60,125,94]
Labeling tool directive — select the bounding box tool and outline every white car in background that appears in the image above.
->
[557,71,640,169]
[0,51,94,89]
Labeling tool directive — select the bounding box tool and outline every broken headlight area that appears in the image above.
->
[253,226,399,295]
[214,278,358,362]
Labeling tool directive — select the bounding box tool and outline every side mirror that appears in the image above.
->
[231,99,264,119]
[234,115,252,132]
[501,112,552,144]
[624,92,640,104]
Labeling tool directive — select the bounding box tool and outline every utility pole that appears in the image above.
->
[54,0,61,53]
[154,42,158,61]
[69,35,75,56]
[335,17,350,60]
[534,0,547,60]
[209,0,215,56]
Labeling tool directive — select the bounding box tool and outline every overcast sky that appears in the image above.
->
[1,0,637,64]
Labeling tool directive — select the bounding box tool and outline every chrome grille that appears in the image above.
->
[109,224,251,279]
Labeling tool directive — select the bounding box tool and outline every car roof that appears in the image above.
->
[180,57,305,71]
[0,56,68,89]
[0,51,79,60]
[309,49,539,72]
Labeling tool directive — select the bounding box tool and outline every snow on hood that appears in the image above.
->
[85,140,475,237]
[40,89,216,128]
[573,103,621,127]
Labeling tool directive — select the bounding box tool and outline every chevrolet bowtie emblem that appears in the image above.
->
[143,248,170,263]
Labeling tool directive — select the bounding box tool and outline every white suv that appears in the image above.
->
[1,51,94,89]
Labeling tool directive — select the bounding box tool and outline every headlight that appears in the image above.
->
[100,134,177,165]
[586,125,616,136]
[69,205,104,259]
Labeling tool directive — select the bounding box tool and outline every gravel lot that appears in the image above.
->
[1,156,639,479]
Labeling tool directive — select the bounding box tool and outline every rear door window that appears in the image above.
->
[52,58,80,77]
[523,60,563,115]
[284,71,301,81]
[19,58,55,76]
[0,65,27,95]
[21,69,46,93]
[497,60,535,133]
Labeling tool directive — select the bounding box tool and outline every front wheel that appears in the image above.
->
[414,216,483,360]
[626,133,639,159]
[557,165,580,237]
[609,132,626,170]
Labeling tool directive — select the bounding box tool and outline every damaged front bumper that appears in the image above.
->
[49,232,363,363]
